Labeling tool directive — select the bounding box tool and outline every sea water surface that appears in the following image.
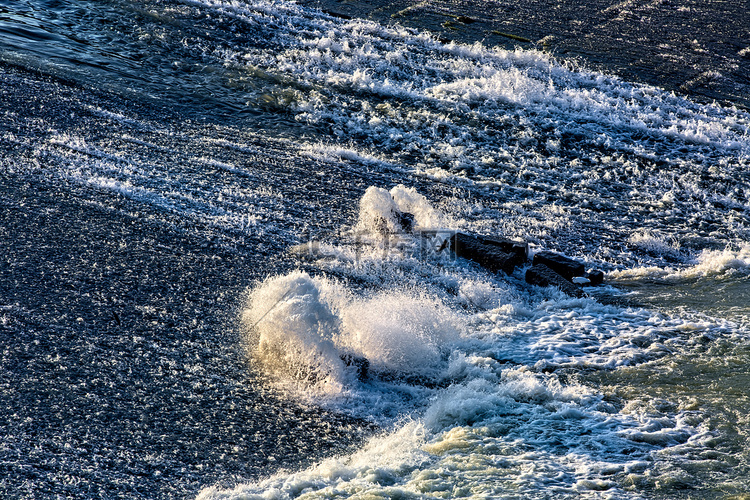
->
[1,0,749,498]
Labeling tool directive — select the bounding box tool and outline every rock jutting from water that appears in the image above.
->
[531,250,585,280]
[449,232,528,275]
[445,232,603,296]
[525,263,585,298]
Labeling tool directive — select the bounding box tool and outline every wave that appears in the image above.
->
[612,244,750,280]
[207,181,746,498]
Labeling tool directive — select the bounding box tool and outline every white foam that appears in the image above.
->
[242,271,350,396]
[266,15,750,161]
[300,143,394,169]
[339,291,460,376]
[199,357,703,499]
[356,186,402,234]
[612,244,750,280]
[457,279,507,310]
[356,185,449,234]
[242,268,462,397]
[197,421,432,500]
[628,230,681,258]
[682,245,750,278]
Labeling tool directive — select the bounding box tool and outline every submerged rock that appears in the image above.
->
[396,210,415,233]
[372,209,415,234]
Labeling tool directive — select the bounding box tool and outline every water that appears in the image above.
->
[1,0,749,498]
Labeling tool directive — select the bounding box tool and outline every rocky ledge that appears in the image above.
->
[449,232,604,297]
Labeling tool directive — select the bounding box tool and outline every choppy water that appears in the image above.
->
[1,0,749,498]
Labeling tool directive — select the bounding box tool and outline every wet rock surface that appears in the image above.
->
[450,232,527,275]
[525,263,586,298]
[532,250,586,281]
[449,232,602,297]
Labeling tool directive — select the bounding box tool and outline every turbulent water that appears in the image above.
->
[1,0,750,498]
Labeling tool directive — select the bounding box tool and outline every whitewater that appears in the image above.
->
[1,0,749,498]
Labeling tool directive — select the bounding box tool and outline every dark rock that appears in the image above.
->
[340,354,369,381]
[368,368,451,389]
[585,270,604,286]
[525,264,585,297]
[397,211,415,233]
[532,251,585,280]
[373,209,415,234]
[450,232,527,275]
[471,234,529,263]
[321,9,352,19]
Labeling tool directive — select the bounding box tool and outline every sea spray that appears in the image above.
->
[339,291,460,378]
[356,184,451,234]
[243,272,350,395]
[612,244,750,281]
[242,268,462,396]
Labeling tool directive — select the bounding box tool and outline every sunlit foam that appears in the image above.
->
[198,359,704,499]
[612,244,750,280]
[628,229,681,258]
[242,271,349,395]
[683,244,750,278]
[340,291,460,377]
[356,184,449,234]
[242,269,461,395]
